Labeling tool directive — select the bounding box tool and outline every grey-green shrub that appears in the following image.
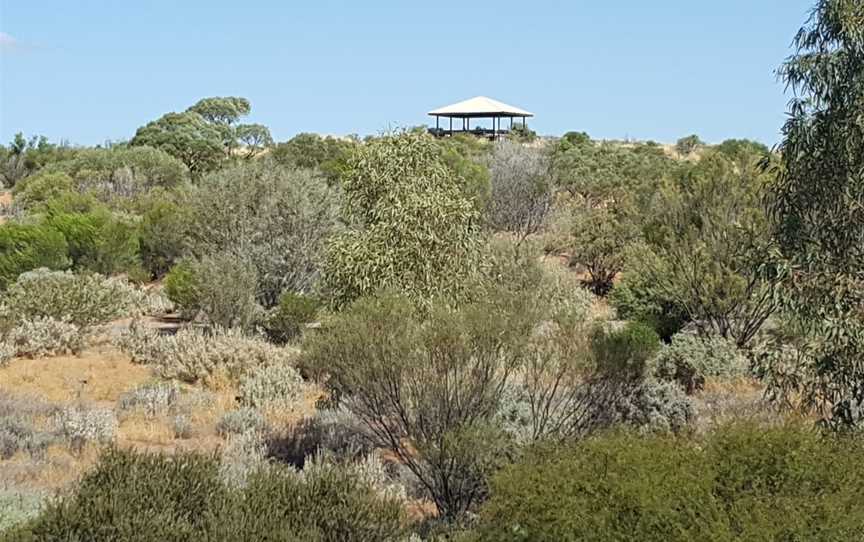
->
[238,363,306,410]
[651,332,750,393]
[164,252,261,330]
[614,378,694,434]
[117,382,180,418]
[0,269,138,329]
[114,324,295,384]
[52,406,117,450]
[0,341,14,367]
[4,317,84,358]
[216,408,269,437]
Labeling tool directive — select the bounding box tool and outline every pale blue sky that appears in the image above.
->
[0,1,813,146]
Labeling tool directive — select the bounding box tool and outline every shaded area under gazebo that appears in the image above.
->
[428,96,533,139]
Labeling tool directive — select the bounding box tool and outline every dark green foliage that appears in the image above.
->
[6,448,229,541]
[591,321,661,380]
[0,223,69,289]
[608,265,689,341]
[163,260,199,317]
[271,133,355,184]
[10,172,75,210]
[130,112,225,176]
[265,291,320,344]
[561,131,591,147]
[6,448,407,541]
[469,424,864,542]
[138,190,189,278]
[45,210,141,276]
[762,0,864,429]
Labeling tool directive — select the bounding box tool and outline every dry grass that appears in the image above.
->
[0,347,152,405]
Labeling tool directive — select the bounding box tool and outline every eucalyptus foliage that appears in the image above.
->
[762,0,864,428]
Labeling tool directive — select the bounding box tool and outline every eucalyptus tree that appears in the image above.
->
[762,0,864,428]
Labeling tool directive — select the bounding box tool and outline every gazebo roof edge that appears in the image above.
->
[428,96,533,117]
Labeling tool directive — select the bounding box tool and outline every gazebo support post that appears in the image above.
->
[449,117,452,135]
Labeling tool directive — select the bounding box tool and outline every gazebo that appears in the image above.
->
[428,96,533,139]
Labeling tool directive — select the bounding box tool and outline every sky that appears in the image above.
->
[0,1,815,147]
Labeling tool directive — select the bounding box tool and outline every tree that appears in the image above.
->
[762,0,864,428]
[130,112,224,176]
[322,132,481,309]
[184,160,339,306]
[675,134,703,156]
[304,293,520,520]
[271,133,355,183]
[130,97,273,174]
[641,151,781,346]
[487,140,555,245]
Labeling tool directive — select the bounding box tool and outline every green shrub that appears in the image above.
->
[9,447,408,541]
[469,424,864,542]
[138,191,189,277]
[10,171,75,210]
[45,209,141,276]
[608,262,689,341]
[591,321,661,380]
[164,253,261,329]
[650,333,750,393]
[0,223,69,290]
[265,291,320,344]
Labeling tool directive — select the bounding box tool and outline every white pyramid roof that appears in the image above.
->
[428,96,533,117]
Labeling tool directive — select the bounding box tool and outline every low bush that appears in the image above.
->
[52,406,117,451]
[114,324,296,385]
[8,447,409,541]
[269,407,373,468]
[0,223,69,290]
[591,321,661,380]
[117,381,180,418]
[650,332,750,393]
[0,341,14,368]
[216,408,269,437]
[0,269,139,329]
[613,378,694,434]
[238,363,307,410]
[469,424,864,542]
[4,317,84,358]
[264,291,320,344]
[10,171,75,210]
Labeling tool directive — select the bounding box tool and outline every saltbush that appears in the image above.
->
[650,332,750,393]
[7,448,409,541]
[114,324,295,384]
[52,406,117,450]
[469,424,864,542]
[0,223,69,290]
[216,408,270,437]
[0,269,139,328]
[613,378,694,434]
[238,363,307,410]
[0,341,14,368]
[4,317,84,358]
[117,381,180,418]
